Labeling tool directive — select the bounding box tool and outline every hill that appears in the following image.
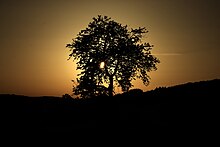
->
[0,79,219,133]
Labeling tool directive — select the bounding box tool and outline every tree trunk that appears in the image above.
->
[108,75,114,97]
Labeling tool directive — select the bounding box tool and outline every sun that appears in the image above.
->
[100,62,105,69]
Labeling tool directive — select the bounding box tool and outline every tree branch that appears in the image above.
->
[112,60,119,76]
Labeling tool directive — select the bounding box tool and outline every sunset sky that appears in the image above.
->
[0,0,219,97]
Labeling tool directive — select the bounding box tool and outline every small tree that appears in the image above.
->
[66,15,160,98]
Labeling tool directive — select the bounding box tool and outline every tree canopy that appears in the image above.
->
[66,15,160,98]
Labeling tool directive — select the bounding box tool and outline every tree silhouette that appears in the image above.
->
[66,15,160,98]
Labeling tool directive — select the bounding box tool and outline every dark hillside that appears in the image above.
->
[0,79,219,132]
[118,79,219,128]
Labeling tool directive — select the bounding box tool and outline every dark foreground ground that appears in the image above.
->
[0,79,219,135]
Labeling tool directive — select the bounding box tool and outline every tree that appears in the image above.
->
[66,15,160,98]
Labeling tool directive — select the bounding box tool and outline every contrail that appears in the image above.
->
[152,53,182,56]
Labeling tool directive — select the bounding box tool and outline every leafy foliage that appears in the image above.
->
[66,15,160,98]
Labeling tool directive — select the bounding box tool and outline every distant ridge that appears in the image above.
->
[120,78,219,98]
[169,78,219,88]
[1,78,219,98]
[150,78,219,91]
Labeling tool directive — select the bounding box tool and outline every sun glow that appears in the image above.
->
[100,62,105,69]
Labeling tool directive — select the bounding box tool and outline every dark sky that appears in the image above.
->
[0,0,220,96]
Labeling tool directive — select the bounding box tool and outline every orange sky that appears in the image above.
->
[0,0,220,97]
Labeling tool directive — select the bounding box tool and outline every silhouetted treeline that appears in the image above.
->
[0,79,219,132]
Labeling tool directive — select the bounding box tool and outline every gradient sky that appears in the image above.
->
[0,0,219,97]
